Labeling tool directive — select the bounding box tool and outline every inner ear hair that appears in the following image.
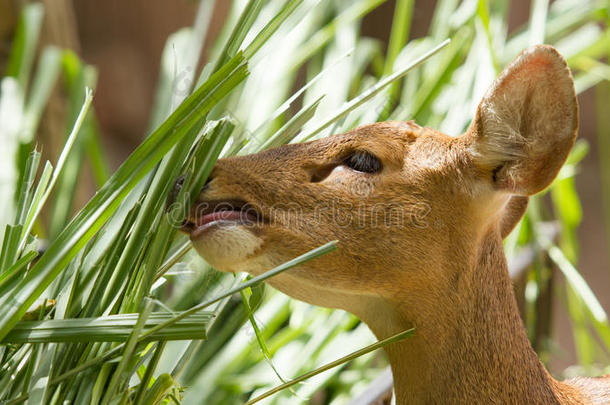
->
[467,45,578,196]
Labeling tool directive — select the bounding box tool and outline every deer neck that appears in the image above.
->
[353,226,567,404]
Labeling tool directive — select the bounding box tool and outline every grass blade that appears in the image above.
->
[214,0,264,71]
[100,300,153,405]
[2,312,212,344]
[245,328,415,404]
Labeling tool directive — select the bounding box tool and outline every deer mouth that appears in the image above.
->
[181,199,263,239]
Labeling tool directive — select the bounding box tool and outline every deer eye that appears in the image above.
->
[344,151,382,174]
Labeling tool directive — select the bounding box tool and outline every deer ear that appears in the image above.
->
[467,45,578,196]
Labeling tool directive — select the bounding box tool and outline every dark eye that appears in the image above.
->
[344,151,382,173]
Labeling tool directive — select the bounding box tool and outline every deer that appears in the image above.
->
[179,45,610,404]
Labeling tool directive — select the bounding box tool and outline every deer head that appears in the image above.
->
[182,45,576,316]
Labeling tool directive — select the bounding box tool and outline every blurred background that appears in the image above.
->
[1,0,609,403]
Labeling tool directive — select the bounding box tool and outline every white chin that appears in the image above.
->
[190,223,264,271]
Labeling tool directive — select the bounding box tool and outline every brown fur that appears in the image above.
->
[185,46,610,403]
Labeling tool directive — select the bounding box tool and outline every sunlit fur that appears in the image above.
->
[187,45,609,404]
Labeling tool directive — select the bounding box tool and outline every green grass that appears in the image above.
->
[0,0,609,404]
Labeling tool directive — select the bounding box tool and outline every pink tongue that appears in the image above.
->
[198,210,250,226]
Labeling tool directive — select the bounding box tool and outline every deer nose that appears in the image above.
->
[166,174,213,208]
[201,175,213,193]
